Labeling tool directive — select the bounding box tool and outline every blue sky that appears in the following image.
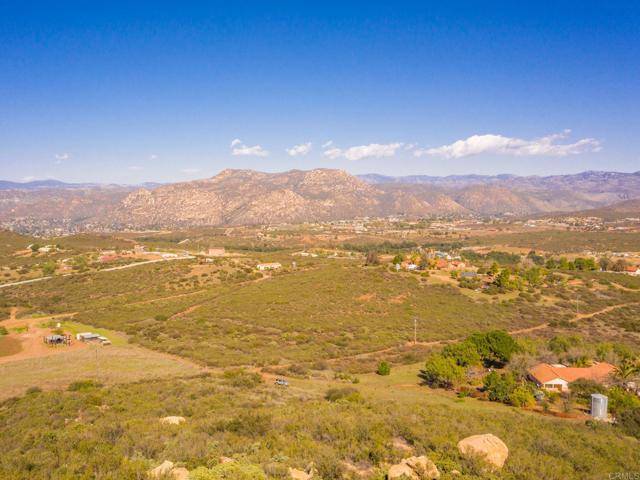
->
[1,1,638,183]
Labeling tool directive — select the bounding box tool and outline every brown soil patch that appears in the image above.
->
[0,313,85,365]
[356,293,375,302]
[389,293,408,304]
[0,336,22,357]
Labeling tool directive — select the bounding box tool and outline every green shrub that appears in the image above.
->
[617,408,640,439]
[324,387,363,403]
[483,371,516,403]
[190,463,267,480]
[509,385,535,407]
[222,369,262,389]
[67,380,103,391]
[376,361,391,376]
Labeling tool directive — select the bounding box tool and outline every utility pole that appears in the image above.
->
[413,317,418,345]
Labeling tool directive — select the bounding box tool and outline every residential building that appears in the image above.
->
[528,362,615,392]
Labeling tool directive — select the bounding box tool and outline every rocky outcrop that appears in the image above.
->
[457,433,508,469]
[159,416,186,425]
[387,455,440,479]
[288,466,312,480]
[148,461,188,479]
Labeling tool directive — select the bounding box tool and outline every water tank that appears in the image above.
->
[591,393,608,420]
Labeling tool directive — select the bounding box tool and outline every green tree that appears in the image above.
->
[420,354,465,389]
[494,268,513,291]
[470,330,519,366]
[489,262,499,276]
[392,254,404,265]
[442,341,481,367]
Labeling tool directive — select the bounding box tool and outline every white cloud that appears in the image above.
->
[54,153,69,165]
[415,130,601,159]
[128,165,143,171]
[286,142,312,157]
[230,139,269,157]
[149,154,158,160]
[181,168,200,174]
[322,140,333,148]
[22,176,37,182]
[323,143,404,161]
[323,147,343,160]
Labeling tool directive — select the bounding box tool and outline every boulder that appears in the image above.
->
[289,467,312,480]
[219,456,235,464]
[388,456,439,480]
[404,456,440,479]
[388,462,418,480]
[149,460,174,478]
[160,416,186,425]
[171,467,189,480]
[457,434,508,470]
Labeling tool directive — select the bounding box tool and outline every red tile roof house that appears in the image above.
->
[528,362,616,392]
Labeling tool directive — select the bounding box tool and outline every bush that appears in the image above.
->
[568,379,607,404]
[222,369,262,389]
[483,371,516,403]
[509,385,535,407]
[68,380,103,391]
[190,463,267,480]
[225,412,272,437]
[324,387,363,403]
[376,361,391,376]
[617,408,640,439]
[420,354,465,389]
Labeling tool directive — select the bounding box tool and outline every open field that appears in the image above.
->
[0,345,202,400]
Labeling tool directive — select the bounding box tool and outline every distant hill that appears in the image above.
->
[0,179,89,190]
[573,198,640,220]
[0,169,639,232]
[0,179,164,190]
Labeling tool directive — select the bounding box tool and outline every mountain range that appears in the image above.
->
[1,169,639,231]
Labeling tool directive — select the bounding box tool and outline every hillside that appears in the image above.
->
[573,198,640,220]
[1,169,640,232]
